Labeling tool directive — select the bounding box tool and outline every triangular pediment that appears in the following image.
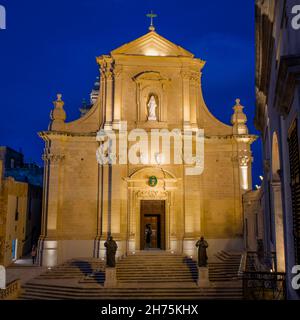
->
[111,31,194,57]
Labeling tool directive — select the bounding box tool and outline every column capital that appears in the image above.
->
[239,154,250,167]
[42,152,65,163]
[114,65,122,78]
[181,70,191,80]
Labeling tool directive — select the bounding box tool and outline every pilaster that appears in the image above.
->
[181,69,191,129]
[113,65,122,130]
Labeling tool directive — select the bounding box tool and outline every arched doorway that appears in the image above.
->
[125,167,178,253]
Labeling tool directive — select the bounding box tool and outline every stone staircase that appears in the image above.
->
[209,251,242,281]
[36,260,104,280]
[19,251,243,300]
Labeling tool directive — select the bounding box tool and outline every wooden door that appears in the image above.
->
[140,200,165,250]
[143,215,159,248]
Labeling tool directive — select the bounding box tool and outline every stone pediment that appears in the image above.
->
[133,71,168,83]
[111,31,194,57]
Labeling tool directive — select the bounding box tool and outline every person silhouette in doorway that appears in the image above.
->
[145,224,152,249]
[31,245,37,265]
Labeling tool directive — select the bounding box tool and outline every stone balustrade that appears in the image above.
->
[0,279,21,300]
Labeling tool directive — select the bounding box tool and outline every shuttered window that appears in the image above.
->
[288,120,300,264]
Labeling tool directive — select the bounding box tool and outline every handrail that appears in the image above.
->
[0,279,21,300]
[242,271,286,300]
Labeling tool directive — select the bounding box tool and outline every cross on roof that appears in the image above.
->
[146,10,157,31]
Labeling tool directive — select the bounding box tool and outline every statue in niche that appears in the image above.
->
[147,95,158,121]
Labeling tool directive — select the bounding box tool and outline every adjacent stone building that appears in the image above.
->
[39,27,257,267]
[0,147,43,267]
[255,0,300,299]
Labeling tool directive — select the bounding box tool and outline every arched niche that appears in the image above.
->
[133,71,170,124]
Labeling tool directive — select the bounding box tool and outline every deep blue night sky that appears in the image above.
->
[0,0,262,187]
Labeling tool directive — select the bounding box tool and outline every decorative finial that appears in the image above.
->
[231,98,248,135]
[146,10,157,31]
[50,93,66,131]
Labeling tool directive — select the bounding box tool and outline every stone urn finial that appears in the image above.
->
[49,93,66,131]
[231,98,248,135]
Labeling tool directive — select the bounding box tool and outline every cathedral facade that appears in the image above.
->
[38,29,256,266]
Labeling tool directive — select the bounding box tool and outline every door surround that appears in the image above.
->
[125,167,179,253]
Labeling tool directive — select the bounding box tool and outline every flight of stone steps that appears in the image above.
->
[209,251,242,281]
[19,251,243,300]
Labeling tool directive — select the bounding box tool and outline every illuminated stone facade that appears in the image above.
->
[39,30,256,267]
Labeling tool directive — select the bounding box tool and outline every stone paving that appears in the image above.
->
[6,257,47,286]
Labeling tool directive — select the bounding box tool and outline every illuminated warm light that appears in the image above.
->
[145,48,158,56]
[240,166,249,190]
[143,48,166,57]
[259,175,263,181]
